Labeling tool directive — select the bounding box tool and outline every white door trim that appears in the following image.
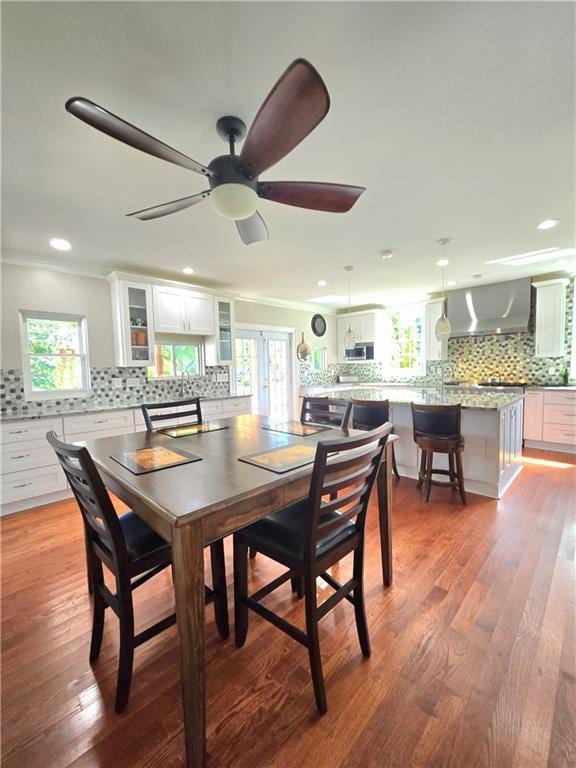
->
[234,324,298,418]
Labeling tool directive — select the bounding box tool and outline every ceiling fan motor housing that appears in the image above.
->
[207,155,258,192]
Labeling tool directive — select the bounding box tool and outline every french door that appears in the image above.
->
[234,330,292,418]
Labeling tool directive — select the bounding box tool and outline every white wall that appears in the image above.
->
[1,263,115,368]
[1,262,337,369]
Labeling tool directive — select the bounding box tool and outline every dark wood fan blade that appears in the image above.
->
[236,211,269,245]
[66,97,216,178]
[239,59,330,178]
[258,181,365,212]
[126,192,210,221]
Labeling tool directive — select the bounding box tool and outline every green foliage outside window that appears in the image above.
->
[24,316,86,392]
[388,309,423,372]
[147,344,202,378]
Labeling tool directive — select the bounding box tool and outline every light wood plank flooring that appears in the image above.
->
[1,449,574,768]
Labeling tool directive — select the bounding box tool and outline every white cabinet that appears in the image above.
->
[424,300,447,361]
[533,279,568,358]
[109,279,155,367]
[337,311,384,361]
[523,390,543,441]
[153,286,214,335]
[205,298,235,366]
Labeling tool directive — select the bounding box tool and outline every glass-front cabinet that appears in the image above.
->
[109,276,155,367]
[205,297,235,366]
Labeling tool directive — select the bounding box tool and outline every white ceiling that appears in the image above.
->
[2,2,574,308]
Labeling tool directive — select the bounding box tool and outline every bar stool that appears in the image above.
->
[411,403,466,505]
[349,399,400,480]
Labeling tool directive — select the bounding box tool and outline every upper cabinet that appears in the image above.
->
[424,299,447,361]
[533,279,568,358]
[153,286,215,335]
[109,279,155,367]
[205,298,235,366]
[337,310,385,362]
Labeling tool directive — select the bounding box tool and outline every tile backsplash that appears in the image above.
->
[300,279,574,387]
[0,366,231,418]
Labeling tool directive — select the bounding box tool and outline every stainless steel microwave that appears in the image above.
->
[345,342,374,361]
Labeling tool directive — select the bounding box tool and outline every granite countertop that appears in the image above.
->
[300,385,523,411]
[525,385,576,391]
[0,393,252,422]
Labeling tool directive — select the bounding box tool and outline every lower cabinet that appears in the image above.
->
[1,397,252,514]
[524,389,576,449]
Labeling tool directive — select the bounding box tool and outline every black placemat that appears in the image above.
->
[158,421,230,438]
[262,420,332,437]
[111,446,202,475]
[238,443,316,474]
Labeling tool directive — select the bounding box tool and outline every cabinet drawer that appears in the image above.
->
[68,425,135,443]
[0,417,63,445]
[543,403,576,427]
[1,439,58,475]
[0,465,67,504]
[222,397,251,415]
[63,410,133,435]
[201,400,223,418]
[543,390,576,406]
[542,423,576,445]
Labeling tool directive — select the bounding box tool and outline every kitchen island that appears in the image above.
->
[301,385,524,499]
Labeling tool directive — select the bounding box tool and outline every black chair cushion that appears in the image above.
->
[237,499,356,562]
[119,512,171,563]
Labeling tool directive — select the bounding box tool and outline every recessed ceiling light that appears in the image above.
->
[381,250,394,260]
[436,259,449,267]
[447,280,457,287]
[181,267,194,275]
[317,279,327,287]
[537,219,560,230]
[49,238,71,251]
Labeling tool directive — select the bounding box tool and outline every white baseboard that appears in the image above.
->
[0,488,73,516]
[524,440,576,454]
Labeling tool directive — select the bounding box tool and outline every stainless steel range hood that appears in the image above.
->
[447,277,531,337]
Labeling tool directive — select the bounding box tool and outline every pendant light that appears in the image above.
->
[435,238,452,341]
[344,265,356,350]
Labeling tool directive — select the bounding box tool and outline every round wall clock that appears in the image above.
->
[311,313,327,337]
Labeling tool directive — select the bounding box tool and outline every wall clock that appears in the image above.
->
[311,314,327,337]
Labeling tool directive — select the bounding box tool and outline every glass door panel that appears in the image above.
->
[127,286,152,363]
[234,330,291,418]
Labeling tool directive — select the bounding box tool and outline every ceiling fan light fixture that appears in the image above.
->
[210,183,259,221]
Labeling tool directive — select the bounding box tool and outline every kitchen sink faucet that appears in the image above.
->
[430,361,456,399]
[180,371,192,397]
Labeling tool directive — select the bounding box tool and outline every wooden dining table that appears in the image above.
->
[82,413,397,768]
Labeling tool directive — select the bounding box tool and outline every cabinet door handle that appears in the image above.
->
[93,419,107,424]
[13,482,32,489]
[8,430,25,435]
[10,454,30,460]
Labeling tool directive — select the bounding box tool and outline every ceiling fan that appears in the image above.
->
[65,58,365,245]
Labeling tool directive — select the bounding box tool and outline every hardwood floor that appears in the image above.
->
[1,448,574,768]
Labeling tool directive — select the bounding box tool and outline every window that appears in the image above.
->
[310,348,327,371]
[385,304,424,375]
[19,311,91,400]
[147,342,203,379]
[570,279,576,381]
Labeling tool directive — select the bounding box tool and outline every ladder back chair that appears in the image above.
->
[46,431,229,713]
[233,422,392,714]
[348,398,400,479]
[141,397,202,431]
[411,403,467,504]
[300,396,352,429]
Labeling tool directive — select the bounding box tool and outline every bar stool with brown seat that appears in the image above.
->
[46,430,229,713]
[348,398,400,480]
[411,403,467,504]
[234,423,392,714]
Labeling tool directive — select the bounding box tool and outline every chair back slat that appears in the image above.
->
[141,398,202,431]
[411,403,461,439]
[304,423,392,561]
[349,398,391,431]
[300,396,351,428]
[46,431,128,564]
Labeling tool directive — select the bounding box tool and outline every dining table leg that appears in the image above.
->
[376,440,394,587]
[172,520,207,768]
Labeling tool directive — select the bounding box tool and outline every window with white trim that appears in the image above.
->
[310,348,327,371]
[19,311,91,400]
[383,304,425,376]
[147,342,204,379]
[570,279,576,381]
